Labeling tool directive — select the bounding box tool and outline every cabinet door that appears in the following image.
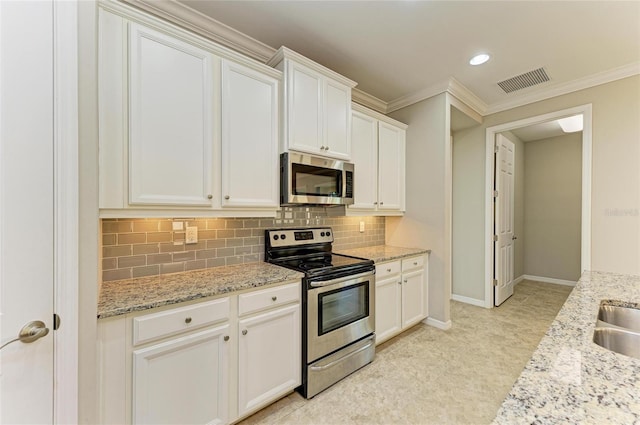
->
[221,60,279,208]
[377,122,406,211]
[375,274,402,345]
[98,9,126,209]
[401,268,426,329]
[133,325,230,425]
[287,61,323,154]
[348,111,378,210]
[129,23,216,206]
[323,80,351,160]
[238,304,300,418]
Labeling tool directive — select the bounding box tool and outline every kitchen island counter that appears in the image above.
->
[98,262,303,319]
[336,245,430,263]
[494,271,640,424]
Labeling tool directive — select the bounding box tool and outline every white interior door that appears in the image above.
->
[494,134,516,306]
[0,1,55,423]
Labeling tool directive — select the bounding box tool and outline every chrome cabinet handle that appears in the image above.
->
[413,262,418,266]
[185,317,192,324]
[207,194,213,199]
[386,268,391,272]
[380,201,384,205]
[223,335,229,341]
[242,329,248,335]
[398,281,402,285]
[404,279,408,283]
[0,321,49,351]
[224,195,230,200]
[272,296,277,301]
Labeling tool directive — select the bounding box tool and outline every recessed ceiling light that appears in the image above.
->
[558,115,583,133]
[469,54,490,66]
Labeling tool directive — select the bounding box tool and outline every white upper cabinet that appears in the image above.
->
[348,104,407,215]
[269,47,356,160]
[221,60,279,208]
[128,23,216,207]
[98,5,282,217]
[350,111,378,210]
[377,121,406,211]
[288,62,323,153]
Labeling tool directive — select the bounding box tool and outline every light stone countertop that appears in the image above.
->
[97,262,303,319]
[335,245,430,263]
[493,271,640,424]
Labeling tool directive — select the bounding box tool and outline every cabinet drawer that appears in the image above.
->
[239,282,300,317]
[133,297,230,346]
[402,256,425,271]
[376,260,401,279]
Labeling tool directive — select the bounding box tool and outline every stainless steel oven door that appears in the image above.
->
[307,271,375,362]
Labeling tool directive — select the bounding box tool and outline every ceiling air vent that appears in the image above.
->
[497,67,550,93]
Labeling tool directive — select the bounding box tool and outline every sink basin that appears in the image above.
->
[598,304,640,332]
[592,327,640,360]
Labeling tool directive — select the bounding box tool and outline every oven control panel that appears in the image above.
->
[267,228,333,248]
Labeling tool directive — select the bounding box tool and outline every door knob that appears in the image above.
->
[0,320,49,351]
[512,236,518,240]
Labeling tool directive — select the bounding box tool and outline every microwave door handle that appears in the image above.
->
[309,271,373,287]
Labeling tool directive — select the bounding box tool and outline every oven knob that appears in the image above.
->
[320,232,325,237]
[326,231,331,237]
[280,234,286,240]
[273,235,279,240]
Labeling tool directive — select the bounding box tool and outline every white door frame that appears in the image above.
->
[53,1,79,422]
[484,104,592,308]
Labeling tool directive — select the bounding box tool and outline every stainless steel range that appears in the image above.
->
[265,227,376,398]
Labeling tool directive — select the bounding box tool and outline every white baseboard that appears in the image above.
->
[424,317,452,330]
[451,294,486,308]
[522,274,577,287]
[514,275,525,285]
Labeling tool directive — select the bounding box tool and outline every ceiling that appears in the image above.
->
[510,118,581,143]
[178,0,640,113]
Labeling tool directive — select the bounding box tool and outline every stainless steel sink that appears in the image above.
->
[598,304,640,332]
[593,302,640,359]
[592,327,640,360]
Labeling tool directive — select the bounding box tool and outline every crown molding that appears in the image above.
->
[386,80,450,114]
[485,61,640,115]
[351,88,388,114]
[118,0,276,63]
[446,77,488,116]
[267,46,358,88]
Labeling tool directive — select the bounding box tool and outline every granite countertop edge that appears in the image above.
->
[335,245,431,263]
[493,270,640,424]
[97,262,304,319]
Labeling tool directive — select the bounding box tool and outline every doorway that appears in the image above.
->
[484,105,592,307]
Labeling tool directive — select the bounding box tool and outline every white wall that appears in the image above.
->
[450,75,640,304]
[78,1,99,422]
[524,132,582,281]
[451,127,485,300]
[386,93,451,325]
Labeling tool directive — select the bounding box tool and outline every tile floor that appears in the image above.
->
[239,280,573,425]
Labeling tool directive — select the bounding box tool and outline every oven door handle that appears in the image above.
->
[309,271,374,287]
[309,338,375,371]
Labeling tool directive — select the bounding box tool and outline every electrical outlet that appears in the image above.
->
[359,221,365,233]
[185,226,198,244]
[172,221,184,231]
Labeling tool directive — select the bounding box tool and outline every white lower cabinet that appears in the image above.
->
[98,281,301,424]
[375,255,428,345]
[238,304,300,417]
[133,326,230,425]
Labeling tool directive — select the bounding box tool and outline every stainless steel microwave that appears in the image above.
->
[281,152,354,206]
